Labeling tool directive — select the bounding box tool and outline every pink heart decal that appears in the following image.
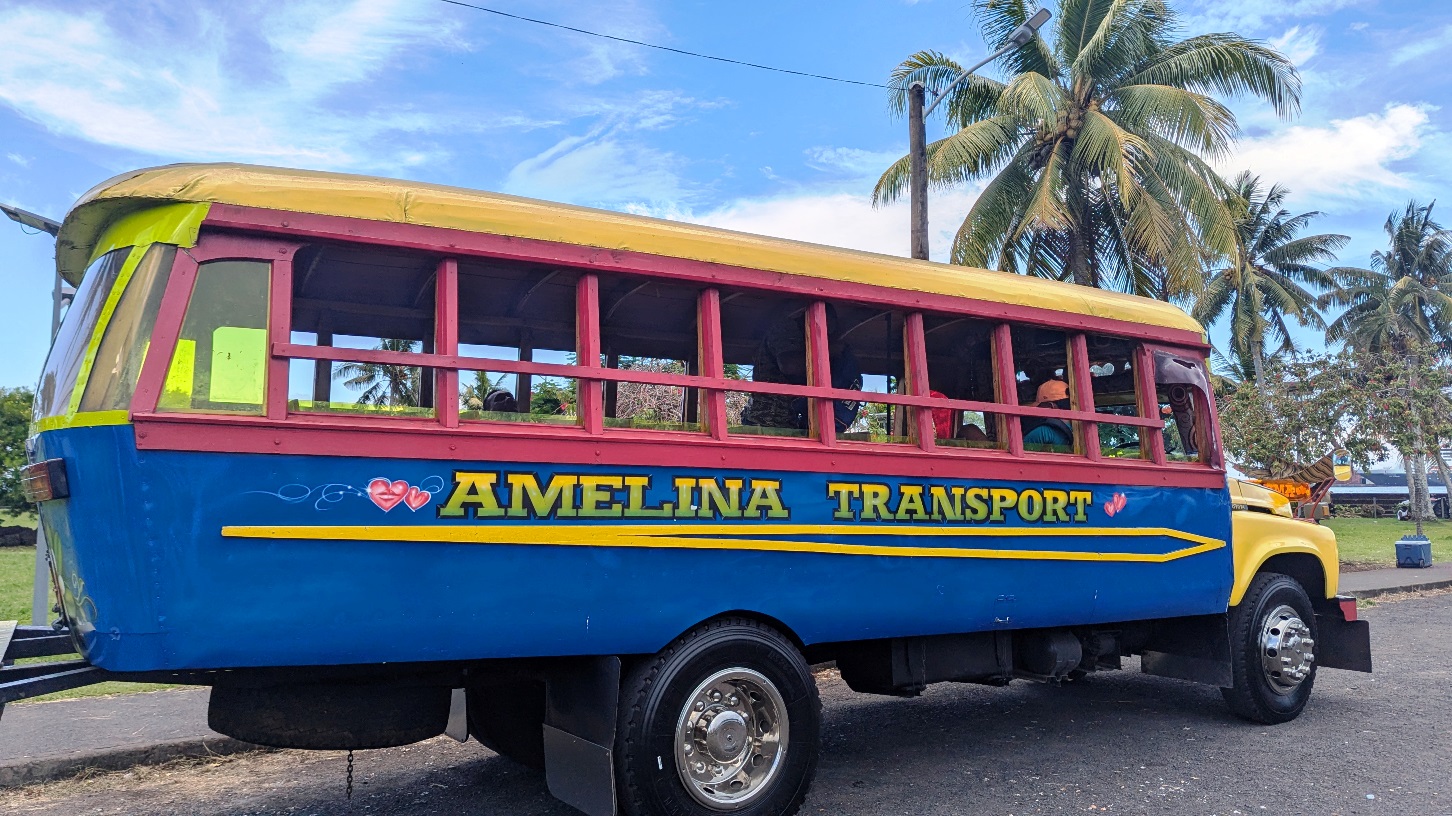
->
[403,486,431,512]
[1103,500,1117,518]
[1113,493,1128,513]
[368,478,409,512]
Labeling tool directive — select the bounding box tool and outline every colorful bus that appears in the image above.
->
[9,164,1370,816]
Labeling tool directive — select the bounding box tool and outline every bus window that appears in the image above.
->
[923,315,1003,449]
[832,304,904,444]
[457,259,579,426]
[157,260,270,415]
[1012,325,1079,454]
[79,245,178,412]
[34,248,129,421]
[720,290,814,439]
[1085,335,1144,459]
[287,245,436,419]
[1154,351,1211,463]
[599,274,703,433]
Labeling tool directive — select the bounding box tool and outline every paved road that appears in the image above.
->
[4,592,1448,816]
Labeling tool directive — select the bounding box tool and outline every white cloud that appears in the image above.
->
[803,146,905,177]
[5,153,30,168]
[1269,26,1322,67]
[1391,24,1452,66]
[1222,103,1432,205]
[501,91,718,209]
[682,186,981,263]
[0,1,522,170]
[621,142,984,264]
[503,128,691,210]
[1181,0,1364,32]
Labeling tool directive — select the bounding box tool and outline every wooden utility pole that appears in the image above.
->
[908,82,929,261]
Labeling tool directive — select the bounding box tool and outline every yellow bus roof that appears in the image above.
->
[59,162,1204,338]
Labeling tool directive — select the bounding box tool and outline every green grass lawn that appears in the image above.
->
[1322,517,1452,569]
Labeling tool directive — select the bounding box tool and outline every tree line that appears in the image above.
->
[877,0,1452,518]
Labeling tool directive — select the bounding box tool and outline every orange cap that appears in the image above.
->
[1034,379,1069,405]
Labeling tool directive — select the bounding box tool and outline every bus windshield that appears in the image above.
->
[32,248,129,423]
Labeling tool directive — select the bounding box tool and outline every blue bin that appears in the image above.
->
[1396,536,1433,568]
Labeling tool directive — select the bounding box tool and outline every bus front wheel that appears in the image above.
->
[1222,572,1318,724]
[615,617,820,816]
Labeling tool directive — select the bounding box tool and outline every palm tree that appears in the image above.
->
[1324,201,1452,523]
[874,0,1299,296]
[1193,172,1349,381]
[335,339,422,407]
[1325,201,1452,353]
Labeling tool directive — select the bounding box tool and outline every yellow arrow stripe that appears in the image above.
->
[221,524,1225,563]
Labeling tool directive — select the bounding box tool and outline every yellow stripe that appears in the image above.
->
[34,410,130,432]
[88,202,208,265]
[66,244,149,416]
[221,523,1225,563]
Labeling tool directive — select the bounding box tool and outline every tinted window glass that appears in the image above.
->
[33,248,129,422]
[157,260,270,415]
[79,245,177,412]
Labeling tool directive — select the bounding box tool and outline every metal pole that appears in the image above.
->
[32,270,64,625]
[908,82,929,261]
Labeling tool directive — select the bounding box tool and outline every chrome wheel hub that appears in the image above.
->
[1260,604,1315,692]
[674,668,788,810]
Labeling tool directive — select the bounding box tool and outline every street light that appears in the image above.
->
[907,7,1051,260]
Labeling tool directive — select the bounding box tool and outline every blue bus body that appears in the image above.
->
[37,424,1232,673]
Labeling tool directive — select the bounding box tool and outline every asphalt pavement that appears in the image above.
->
[2,589,1448,815]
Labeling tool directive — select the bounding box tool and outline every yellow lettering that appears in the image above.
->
[827,482,861,520]
[439,472,504,518]
[743,479,789,519]
[861,484,892,521]
[1017,488,1044,522]
[506,473,578,519]
[928,486,962,521]
[963,487,989,521]
[895,485,929,521]
[698,478,744,519]
[578,475,624,517]
[673,477,698,518]
[1042,489,1070,522]
[989,487,1018,522]
[1068,490,1094,522]
[623,475,674,518]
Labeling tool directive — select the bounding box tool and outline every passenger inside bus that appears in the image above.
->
[740,305,862,433]
[482,389,518,413]
[1021,379,1073,452]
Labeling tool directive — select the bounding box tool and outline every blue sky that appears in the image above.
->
[1,0,1449,389]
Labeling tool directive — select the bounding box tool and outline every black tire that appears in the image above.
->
[467,680,547,769]
[1221,572,1318,724]
[616,617,820,816]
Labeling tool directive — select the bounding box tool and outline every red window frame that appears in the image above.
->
[129,212,1223,487]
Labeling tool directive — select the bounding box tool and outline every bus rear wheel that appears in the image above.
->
[615,618,820,816]
[1222,572,1318,724]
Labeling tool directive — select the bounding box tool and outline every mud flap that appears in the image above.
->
[1314,595,1373,674]
[543,656,621,816]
